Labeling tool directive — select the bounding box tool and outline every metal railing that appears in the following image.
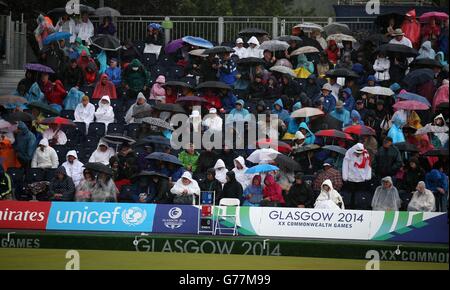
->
[0,14,27,70]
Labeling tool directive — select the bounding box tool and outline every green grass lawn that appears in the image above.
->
[0,248,448,270]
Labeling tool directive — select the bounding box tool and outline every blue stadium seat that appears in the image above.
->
[60,110,75,120]
[87,122,106,138]
[107,123,125,135]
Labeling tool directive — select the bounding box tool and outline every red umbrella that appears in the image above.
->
[393,100,430,111]
[344,125,376,136]
[256,139,292,154]
[315,129,354,141]
[41,117,76,127]
[419,12,449,22]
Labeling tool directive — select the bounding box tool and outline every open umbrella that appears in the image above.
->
[419,12,449,22]
[394,142,419,152]
[90,34,121,51]
[28,102,60,116]
[95,7,121,17]
[176,96,208,103]
[5,112,34,123]
[274,154,301,171]
[0,95,27,106]
[294,22,323,32]
[316,129,353,141]
[24,63,54,74]
[165,39,185,54]
[360,86,394,96]
[47,4,95,17]
[102,134,136,145]
[270,66,296,78]
[326,68,359,78]
[274,59,293,68]
[256,140,292,154]
[245,164,279,174]
[277,35,302,42]
[326,34,357,43]
[259,40,289,52]
[322,145,347,156]
[163,81,195,89]
[237,57,266,66]
[145,152,183,166]
[41,117,75,127]
[309,115,343,132]
[290,46,320,56]
[291,107,325,119]
[376,44,418,58]
[196,81,232,90]
[84,163,113,176]
[182,36,213,49]
[188,49,207,57]
[367,33,390,46]
[397,92,431,106]
[375,13,405,28]
[203,46,235,55]
[393,100,430,111]
[410,58,443,69]
[152,103,186,114]
[134,171,169,180]
[324,23,351,36]
[344,125,376,136]
[141,117,174,131]
[293,144,321,154]
[43,32,72,45]
[135,135,171,147]
[247,148,280,164]
[238,28,269,37]
[402,69,435,88]
[415,124,449,135]
[422,149,449,157]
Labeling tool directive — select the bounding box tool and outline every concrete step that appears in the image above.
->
[0,69,25,95]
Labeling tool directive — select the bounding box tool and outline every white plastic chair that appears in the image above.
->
[213,198,240,236]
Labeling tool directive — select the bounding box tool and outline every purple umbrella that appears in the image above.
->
[24,63,55,74]
[165,39,185,54]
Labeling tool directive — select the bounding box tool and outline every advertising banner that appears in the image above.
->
[152,205,199,234]
[47,202,156,232]
[0,201,51,230]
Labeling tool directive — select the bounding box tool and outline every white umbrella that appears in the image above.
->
[291,107,325,118]
[260,40,289,52]
[189,49,207,57]
[326,33,357,43]
[95,7,121,17]
[270,66,296,77]
[0,119,17,132]
[360,86,395,96]
[415,124,449,135]
[290,46,320,56]
[247,148,281,164]
[294,22,323,32]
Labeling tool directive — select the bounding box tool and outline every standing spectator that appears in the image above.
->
[31,138,59,169]
[388,115,406,144]
[400,10,421,48]
[313,160,343,192]
[74,96,95,130]
[49,166,75,201]
[55,14,77,43]
[373,52,390,83]
[390,28,413,48]
[97,16,116,35]
[425,168,449,212]
[315,179,345,210]
[219,52,238,86]
[261,174,285,207]
[171,171,200,205]
[325,40,340,65]
[373,137,403,180]
[95,96,115,128]
[76,13,95,44]
[408,181,436,212]
[105,58,122,87]
[286,173,314,208]
[145,23,164,46]
[34,14,55,50]
[62,150,84,187]
[122,59,151,97]
[330,101,350,125]
[13,122,36,168]
[243,175,264,207]
[371,176,402,211]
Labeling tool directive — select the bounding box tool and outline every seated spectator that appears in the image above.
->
[25,82,45,103]
[261,174,285,207]
[62,150,84,187]
[388,115,406,144]
[95,96,115,128]
[124,93,152,124]
[89,140,115,165]
[408,181,436,212]
[96,16,116,35]
[84,62,99,86]
[43,124,68,146]
[171,171,200,205]
[202,108,223,131]
[62,59,84,89]
[91,172,118,202]
[403,157,426,193]
[313,159,343,192]
[75,169,96,202]
[132,172,171,204]
[222,171,244,202]
[31,138,59,169]
[200,168,223,205]
[0,166,12,200]
[77,50,96,72]
[314,179,345,210]
[213,159,228,186]
[232,156,252,190]
[92,74,117,100]
[242,175,263,207]
[219,52,238,86]
[292,131,306,150]
[49,166,75,201]
[320,83,337,114]
[0,134,21,171]
[286,173,314,208]
[425,168,448,212]
[271,99,291,125]
[64,87,85,110]
[40,73,67,106]
[149,75,166,102]
[202,89,222,111]
[74,95,95,129]
[178,143,200,173]
[298,122,315,145]
[341,88,355,112]
[344,110,364,127]
[371,176,402,211]
[105,58,122,87]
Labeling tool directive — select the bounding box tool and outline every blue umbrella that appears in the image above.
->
[245,164,280,174]
[397,92,431,106]
[145,152,183,166]
[182,36,214,49]
[43,32,72,45]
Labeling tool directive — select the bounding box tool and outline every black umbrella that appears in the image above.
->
[366,33,390,46]
[402,68,435,91]
[274,154,301,171]
[375,13,405,29]
[204,46,235,55]
[238,28,269,37]
[324,23,352,36]
[145,152,183,166]
[152,103,187,114]
[163,81,194,89]
[133,171,169,180]
[102,134,136,145]
[84,163,113,176]
[196,81,232,90]
[322,145,347,156]
[394,142,419,152]
[325,68,359,78]
[141,117,174,131]
[28,102,59,116]
[422,149,449,157]
[292,144,321,155]
[410,58,443,69]
[237,57,266,66]
[376,44,418,58]
[90,34,121,51]
[309,115,343,132]
[135,135,171,147]
[5,112,35,123]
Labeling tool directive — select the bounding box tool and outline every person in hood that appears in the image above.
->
[13,122,37,167]
[294,54,314,78]
[178,143,200,173]
[245,36,263,58]
[145,23,164,46]
[124,92,151,124]
[76,13,94,43]
[298,122,315,145]
[49,166,75,201]
[344,110,365,127]
[200,168,223,204]
[0,134,20,171]
[89,140,115,165]
[286,173,314,208]
[261,174,285,207]
[92,73,117,100]
[372,176,402,211]
[421,16,441,42]
[92,172,118,202]
[75,169,96,202]
[84,62,99,86]
[149,75,166,102]
[225,99,251,124]
[202,108,223,132]
[0,166,12,200]
[122,59,151,95]
[417,41,436,60]
[429,114,449,148]
[43,123,67,146]
[271,99,291,125]
[219,52,238,86]
[325,40,340,64]
[222,171,244,202]
[341,88,355,112]
[292,131,306,150]
[64,87,85,110]
[418,135,438,169]
[425,168,448,212]
[62,150,84,187]
[232,156,252,190]
[408,181,436,212]
[243,175,263,207]
[432,79,449,113]
[400,10,420,48]
[214,159,229,186]
[95,96,115,128]
[330,100,351,126]
[25,82,45,103]
[31,138,59,169]
[77,50,96,72]
[74,95,95,130]
[105,58,122,87]
[315,179,345,210]
[171,171,200,205]
[388,114,406,144]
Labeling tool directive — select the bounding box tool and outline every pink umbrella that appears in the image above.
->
[432,81,449,112]
[393,100,430,111]
[419,12,449,22]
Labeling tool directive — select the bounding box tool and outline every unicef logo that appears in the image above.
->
[122,207,147,226]
[168,207,183,219]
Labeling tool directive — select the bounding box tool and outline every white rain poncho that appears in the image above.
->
[314,179,345,210]
[371,176,402,211]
